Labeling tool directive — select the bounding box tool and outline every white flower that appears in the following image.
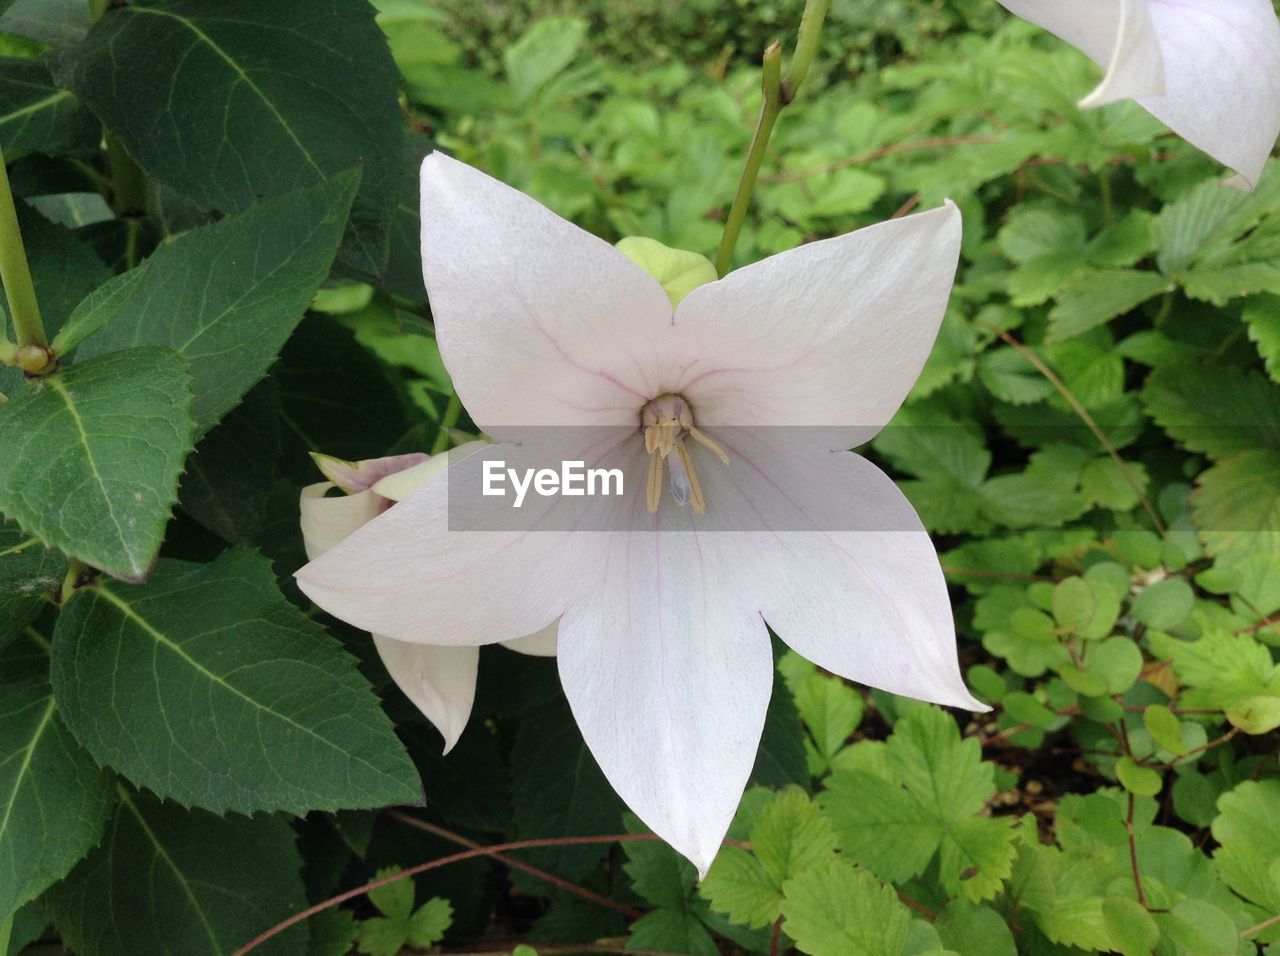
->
[299,449,555,754]
[1000,0,1280,188]
[297,153,985,874]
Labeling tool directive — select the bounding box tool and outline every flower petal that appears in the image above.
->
[502,624,558,657]
[299,483,385,559]
[1004,0,1280,188]
[420,153,674,432]
[669,202,962,446]
[313,452,430,494]
[373,638,478,753]
[557,495,775,877]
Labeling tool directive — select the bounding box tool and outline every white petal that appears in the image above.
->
[373,637,478,754]
[502,623,558,657]
[668,202,962,447]
[420,153,674,432]
[314,452,430,493]
[1003,0,1280,188]
[299,484,385,560]
[557,486,775,877]
[370,440,489,503]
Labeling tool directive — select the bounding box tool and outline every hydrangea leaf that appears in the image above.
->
[780,858,911,956]
[0,526,65,650]
[0,348,194,581]
[51,550,421,814]
[0,56,97,154]
[76,174,358,432]
[0,632,114,927]
[47,787,307,956]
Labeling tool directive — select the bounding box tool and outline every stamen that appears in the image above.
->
[646,449,663,513]
[687,425,730,466]
[675,440,706,514]
[641,392,725,516]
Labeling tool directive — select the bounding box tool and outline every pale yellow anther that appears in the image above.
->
[641,393,726,516]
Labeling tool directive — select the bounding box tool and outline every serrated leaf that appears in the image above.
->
[793,672,864,763]
[51,549,421,815]
[1143,362,1280,461]
[358,869,452,956]
[700,847,779,929]
[0,525,64,648]
[1244,294,1280,381]
[938,815,1018,901]
[0,56,96,154]
[623,816,696,909]
[627,906,719,956]
[1211,779,1280,913]
[77,175,357,431]
[504,16,586,105]
[780,858,911,956]
[1049,269,1168,341]
[47,787,307,956]
[0,631,114,926]
[1194,450,1280,562]
[50,264,152,356]
[820,770,940,883]
[69,0,402,275]
[1155,898,1239,955]
[0,348,194,581]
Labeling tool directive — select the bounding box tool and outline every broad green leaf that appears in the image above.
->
[780,858,911,956]
[50,264,151,356]
[0,348,194,580]
[820,769,939,883]
[751,664,809,789]
[1132,577,1195,630]
[1115,757,1162,797]
[792,672,864,764]
[627,906,719,956]
[976,347,1056,405]
[1049,269,1169,341]
[1143,362,1280,461]
[77,174,357,431]
[623,818,696,909]
[47,787,307,956]
[0,632,114,926]
[1194,450,1280,562]
[51,550,421,814]
[1244,294,1280,381]
[700,848,778,929]
[1052,576,1094,634]
[935,900,1015,956]
[0,525,64,648]
[1211,779,1280,913]
[0,57,96,153]
[69,0,402,275]
[937,815,1018,901]
[504,17,587,105]
[1155,898,1240,955]
[358,867,453,956]
[1142,705,1189,756]
[998,206,1086,263]
[1101,896,1159,956]
[1085,637,1144,695]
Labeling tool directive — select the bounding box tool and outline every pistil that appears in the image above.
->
[641,394,729,515]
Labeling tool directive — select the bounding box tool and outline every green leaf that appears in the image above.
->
[627,906,719,956]
[0,57,96,154]
[77,174,357,432]
[1142,705,1189,757]
[780,858,911,956]
[358,868,452,956]
[1211,779,1280,913]
[623,820,696,909]
[1243,294,1280,381]
[50,264,152,356]
[1101,896,1159,956]
[1143,362,1280,461]
[0,348,194,580]
[1155,898,1240,955]
[51,549,421,814]
[47,787,308,956]
[1085,637,1144,695]
[793,672,864,763]
[0,525,64,648]
[1049,269,1169,341]
[0,631,114,926]
[504,17,587,105]
[69,0,402,275]
[934,900,1015,956]
[1194,450,1280,562]
[699,848,778,929]
[1115,757,1162,797]
[1131,578,1195,630]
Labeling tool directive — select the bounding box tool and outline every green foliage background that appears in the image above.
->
[0,1,1278,954]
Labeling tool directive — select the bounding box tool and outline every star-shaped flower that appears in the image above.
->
[299,448,555,753]
[1000,0,1280,188]
[298,153,985,874]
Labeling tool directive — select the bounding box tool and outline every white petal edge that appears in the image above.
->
[374,638,479,754]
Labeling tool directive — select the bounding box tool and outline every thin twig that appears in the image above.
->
[1241,911,1280,939]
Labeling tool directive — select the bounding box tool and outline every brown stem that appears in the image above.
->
[1126,792,1148,909]
[1241,911,1280,939]
[388,811,643,921]
[770,915,785,956]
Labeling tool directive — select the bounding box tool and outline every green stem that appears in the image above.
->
[0,143,48,357]
[1099,165,1114,226]
[431,392,463,454]
[713,0,831,277]
[106,134,147,217]
[0,915,12,956]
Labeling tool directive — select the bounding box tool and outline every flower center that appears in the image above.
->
[641,393,729,515]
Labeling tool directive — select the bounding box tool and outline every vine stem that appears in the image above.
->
[0,143,49,366]
[989,326,1166,535]
[713,0,832,276]
[234,832,750,955]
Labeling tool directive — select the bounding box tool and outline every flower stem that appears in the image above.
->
[0,143,50,365]
[430,391,463,454]
[713,0,832,277]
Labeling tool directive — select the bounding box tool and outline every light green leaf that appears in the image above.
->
[780,858,911,956]
[0,57,96,154]
[358,869,452,956]
[1211,779,1280,913]
[51,550,421,815]
[1155,898,1240,955]
[47,787,307,956]
[700,848,779,929]
[503,16,586,105]
[1132,578,1195,630]
[793,672,864,764]
[1115,757,1162,797]
[820,770,940,884]
[935,900,1015,956]
[1085,637,1144,695]
[1142,705,1189,756]
[1101,896,1159,956]
[937,816,1018,901]
[1244,294,1280,381]
[1143,362,1280,461]
[0,632,114,927]
[0,348,194,581]
[1194,450,1280,562]
[77,174,357,431]
[69,0,402,275]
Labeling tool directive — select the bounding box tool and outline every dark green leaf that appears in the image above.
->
[69,0,402,275]
[50,263,151,356]
[77,174,357,431]
[0,524,64,648]
[1143,363,1280,460]
[0,57,96,154]
[48,787,307,956]
[0,630,114,926]
[51,549,422,814]
[0,348,194,580]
